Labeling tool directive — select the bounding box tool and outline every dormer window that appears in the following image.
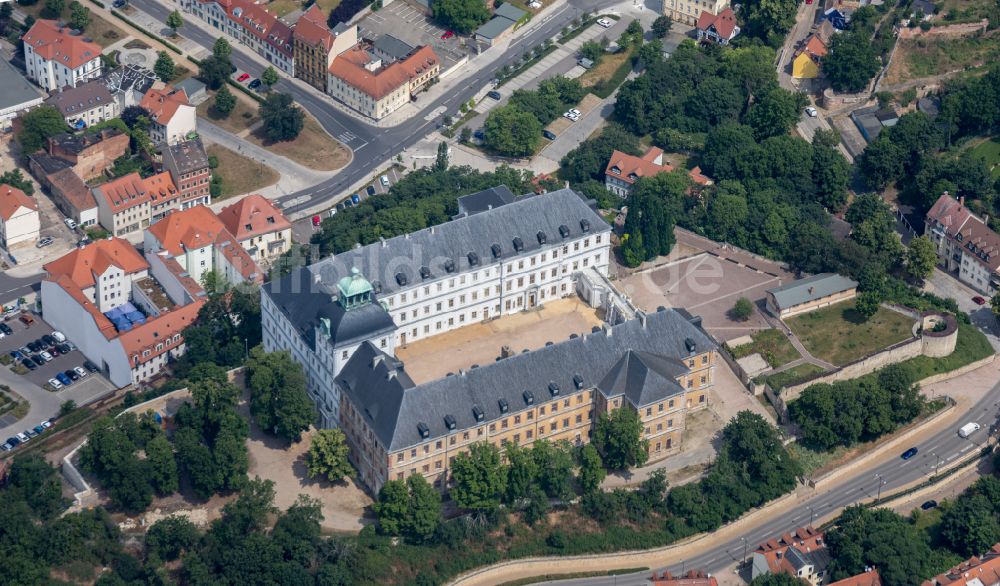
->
[610,165,621,175]
[522,390,534,405]
[512,237,524,252]
[498,398,509,413]
[548,382,560,396]
[444,415,457,430]
[472,405,485,421]
[417,422,430,438]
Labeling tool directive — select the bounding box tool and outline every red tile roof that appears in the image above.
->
[21,20,101,70]
[218,194,291,241]
[926,193,1000,272]
[329,44,439,100]
[926,544,1000,586]
[141,171,178,204]
[606,147,673,185]
[204,0,293,58]
[830,570,881,586]
[44,237,149,290]
[47,274,118,340]
[794,34,828,61]
[755,526,827,576]
[214,234,263,283]
[94,172,150,214]
[696,8,738,39]
[294,5,334,50]
[146,205,227,256]
[0,184,38,221]
[139,84,190,127]
[46,167,97,214]
[119,299,204,365]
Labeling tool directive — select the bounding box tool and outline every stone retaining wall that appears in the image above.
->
[898,19,989,38]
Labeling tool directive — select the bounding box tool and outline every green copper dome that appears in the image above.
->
[337,267,373,309]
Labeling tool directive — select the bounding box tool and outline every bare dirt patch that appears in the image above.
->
[247,113,351,172]
[206,144,279,199]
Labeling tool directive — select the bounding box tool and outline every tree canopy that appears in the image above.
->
[246,347,315,441]
[824,31,880,93]
[260,92,304,142]
[432,0,490,34]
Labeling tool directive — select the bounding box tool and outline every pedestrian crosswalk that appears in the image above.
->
[337,131,358,143]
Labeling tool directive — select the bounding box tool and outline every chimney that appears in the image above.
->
[380,236,386,248]
[601,322,612,336]
[959,195,965,206]
[430,226,435,235]
[636,310,647,327]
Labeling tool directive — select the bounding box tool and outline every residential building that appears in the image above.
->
[327,44,440,120]
[695,8,740,44]
[926,544,1000,586]
[144,172,181,222]
[792,35,828,79]
[0,59,45,132]
[475,3,529,46]
[336,305,716,493]
[144,204,263,287]
[93,172,153,236]
[765,273,858,318]
[0,184,40,249]
[46,79,120,129]
[218,194,292,261]
[925,193,1000,296]
[910,0,935,19]
[851,106,899,143]
[262,187,613,431]
[41,237,205,386]
[830,570,881,586]
[604,147,712,198]
[44,128,130,181]
[160,139,212,210]
[101,64,157,110]
[139,83,196,145]
[293,7,356,92]
[751,527,831,585]
[22,20,103,91]
[669,0,728,28]
[28,154,99,227]
[649,571,718,586]
[184,0,295,75]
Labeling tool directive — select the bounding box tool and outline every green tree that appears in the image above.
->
[0,169,35,196]
[404,475,441,542]
[651,15,672,37]
[579,40,604,64]
[69,1,90,30]
[532,440,574,501]
[166,9,183,36]
[905,236,938,282]
[213,37,232,60]
[827,506,941,586]
[431,0,490,34]
[450,442,507,513]
[620,171,686,266]
[17,105,66,153]
[246,347,315,441]
[854,291,881,320]
[435,141,449,171]
[940,493,1000,557]
[505,442,539,502]
[261,66,279,90]
[593,408,648,471]
[577,444,605,494]
[824,31,880,93]
[42,0,64,18]
[751,573,809,586]
[740,0,798,40]
[812,137,850,211]
[373,479,409,536]
[7,455,69,520]
[733,297,754,321]
[153,51,175,82]
[145,516,199,562]
[483,105,542,157]
[198,55,232,90]
[745,88,808,140]
[991,292,1000,320]
[305,429,353,482]
[260,92,304,142]
[145,434,179,496]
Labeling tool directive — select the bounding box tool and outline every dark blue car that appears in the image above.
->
[56,372,71,386]
[901,447,918,460]
[351,193,360,204]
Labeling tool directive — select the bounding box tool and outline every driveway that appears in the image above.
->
[924,268,1000,351]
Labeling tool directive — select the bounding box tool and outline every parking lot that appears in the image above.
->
[0,312,115,441]
[292,165,404,243]
[358,1,469,73]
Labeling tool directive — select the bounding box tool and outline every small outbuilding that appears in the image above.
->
[765,273,859,318]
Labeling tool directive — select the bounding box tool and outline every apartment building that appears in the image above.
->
[185,0,295,75]
[101,64,157,110]
[337,306,716,493]
[327,44,440,120]
[695,7,740,44]
[22,20,103,91]
[160,139,212,210]
[926,544,1000,586]
[93,173,153,236]
[752,527,831,585]
[0,184,40,249]
[292,6,356,91]
[41,237,207,386]
[139,83,196,145]
[262,187,614,435]
[218,194,292,261]
[665,0,729,27]
[925,193,1000,296]
[29,155,99,227]
[45,80,120,129]
[604,147,712,198]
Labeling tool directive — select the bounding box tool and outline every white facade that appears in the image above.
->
[63,98,119,129]
[326,73,409,120]
[97,197,151,237]
[90,264,149,313]
[24,42,102,92]
[150,103,196,145]
[185,0,295,75]
[0,206,40,249]
[241,230,291,261]
[665,0,728,26]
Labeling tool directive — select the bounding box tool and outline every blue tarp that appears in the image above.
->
[125,311,145,325]
[104,306,125,321]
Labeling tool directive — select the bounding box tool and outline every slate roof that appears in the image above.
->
[455,185,516,216]
[45,80,115,117]
[598,350,689,407]
[476,16,517,39]
[304,188,609,299]
[101,64,156,100]
[264,266,396,351]
[337,307,715,451]
[494,2,527,21]
[767,273,858,310]
[162,139,209,176]
[373,34,414,61]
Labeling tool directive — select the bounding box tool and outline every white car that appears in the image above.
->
[597,18,612,28]
[40,420,52,429]
[74,366,88,379]
[51,331,66,342]
[48,378,63,390]
[380,174,390,187]
[64,218,77,230]
[40,351,52,362]
[805,106,818,118]
[16,432,29,443]
[569,108,581,117]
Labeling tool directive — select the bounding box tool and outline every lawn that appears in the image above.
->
[785,301,915,366]
[729,329,801,368]
[196,91,261,136]
[579,49,635,99]
[17,2,126,47]
[206,144,279,199]
[896,323,994,381]
[967,137,1000,179]
[760,363,827,390]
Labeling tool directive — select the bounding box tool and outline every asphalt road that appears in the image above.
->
[0,272,43,305]
[541,380,1000,586]
[131,0,623,216]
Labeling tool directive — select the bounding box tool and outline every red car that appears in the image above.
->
[237,73,250,82]
[312,215,321,227]
[973,296,986,305]
[441,30,454,39]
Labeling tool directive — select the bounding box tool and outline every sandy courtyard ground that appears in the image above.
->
[395,297,603,383]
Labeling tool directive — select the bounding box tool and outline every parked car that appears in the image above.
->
[42,335,55,347]
[57,343,70,354]
[31,355,44,366]
[65,369,79,381]
[248,79,262,90]
[27,341,39,353]
[441,30,454,39]
[380,175,390,187]
[35,337,49,349]
[351,193,361,204]
[83,360,99,373]
[56,372,71,386]
[24,428,38,438]
[474,128,485,140]
[40,421,52,429]
[49,346,60,357]
[597,17,612,27]
[0,323,13,335]
[40,351,53,362]
[6,437,20,447]
[16,432,29,443]
[65,341,76,351]
[36,236,54,248]
[312,215,322,227]
[366,185,376,197]
[543,130,557,140]
[901,446,919,460]
[9,350,22,360]
[973,296,986,305]
[21,358,36,371]
[0,443,9,452]
[33,425,45,435]
[48,378,63,390]
[487,90,502,100]
[237,73,250,82]
[921,499,938,510]
[74,366,89,379]
[569,108,581,117]
[19,315,34,327]
[959,422,981,438]
[805,106,818,117]
[64,218,77,230]
[51,331,66,342]
[113,0,127,7]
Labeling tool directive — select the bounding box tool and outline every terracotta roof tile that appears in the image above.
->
[21,20,101,71]
[696,8,738,39]
[147,205,227,256]
[206,0,293,58]
[44,237,149,290]
[118,299,204,365]
[93,172,150,213]
[294,5,334,49]
[218,194,291,241]
[927,544,1000,586]
[0,184,38,221]
[139,84,190,126]
[141,171,178,203]
[329,44,439,100]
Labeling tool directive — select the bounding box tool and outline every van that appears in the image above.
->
[19,314,34,327]
[51,331,66,342]
[959,422,981,438]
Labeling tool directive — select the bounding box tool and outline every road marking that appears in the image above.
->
[961,445,974,453]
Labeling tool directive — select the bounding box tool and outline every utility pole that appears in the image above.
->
[741,536,748,567]
[808,505,816,527]
[874,473,886,502]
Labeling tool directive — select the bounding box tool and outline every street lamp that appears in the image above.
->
[808,505,816,526]
[931,452,943,476]
[874,473,886,502]
[741,536,748,567]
